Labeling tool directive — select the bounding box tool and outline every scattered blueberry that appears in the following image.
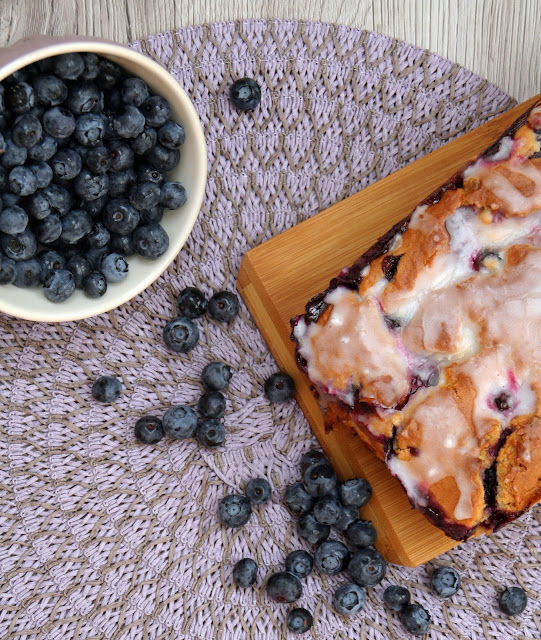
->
[177,286,207,318]
[163,316,199,353]
[383,585,411,612]
[83,271,107,298]
[265,572,302,603]
[198,390,226,419]
[233,558,258,588]
[283,482,314,516]
[230,78,262,111]
[286,608,313,634]
[134,415,164,445]
[202,362,232,390]
[92,375,122,403]
[162,405,198,439]
[264,372,295,402]
[302,461,337,498]
[333,583,366,616]
[196,418,226,448]
[340,478,372,509]
[218,494,252,527]
[285,550,313,579]
[346,520,377,549]
[430,566,460,598]
[334,506,359,532]
[245,478,271,504]
[297,512,330,545]
[498,586,527,616]
[314,540,350,575]
[300,449,329,474]
[400,604,431,636]
[208,290,239,322]
[313,495,342,526]
[348,548,387,587]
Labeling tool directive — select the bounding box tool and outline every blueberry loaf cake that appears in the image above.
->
[291,100,541,541]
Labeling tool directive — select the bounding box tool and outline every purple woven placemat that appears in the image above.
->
[1,19,539,640]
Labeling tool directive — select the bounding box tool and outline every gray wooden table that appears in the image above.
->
[0,0,539,102]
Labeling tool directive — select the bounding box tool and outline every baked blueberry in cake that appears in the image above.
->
[291,100,541,541]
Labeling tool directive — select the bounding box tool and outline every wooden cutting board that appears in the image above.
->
[237,95,541,567]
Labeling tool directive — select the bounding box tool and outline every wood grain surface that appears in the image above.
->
[237,95,541,566]
[0,0,539,101]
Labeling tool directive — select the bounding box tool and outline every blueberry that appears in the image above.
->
[145,144,180,172]
[429,566,460,598]
[8,166,37,196]
[177,286,207,318]
[137,165,165,185]
[97,59,123,89]
[85,246,109,270]
[12,114,42,148]
[141,95,171,127]
[2,137,28,168]
[286,608,312,634]
[80,53,100,80]
[283,482,314,515]
[131,126,157,155]
[108,167,137,197]
[314,540,350,576]
[201,362,232,390]
[82,193,108,218]
[499,586,527,616]
[0,166,8,191]
[158,121,185,149]
[264,372,295,402]
[52,149,82,180]
[163,316,199,353]
[74,113,105,147]
[99,252,128,283]
[67,254,91,288]
[348,548,387,587]
[35,214,62,244]
[196,418,226,447]
[285,550,313,579]
[132,222,169,259]
[300,449,329,474]
[297,512,330,545]
[13,258,41,287]
[83,271,107,298]
[208,291,239,322]
[139,205,164,224]
[86,222,110,248]
[198,390,226,419]
[113,105,145,139]
[340,478,372,509]
[100,114,116,141]
[313,495,342,526]
[42,107,76,138]
[66,82,100,114]
[0,256,16,284]
[134,416,164,445]
[28,135,57,161]
[38,249,65,280]
[1,229,37,261]
[103,199,140,235]
[160,181,187,209]
[245,478,271,504]
[52,53,84,80]
[230,78,261,111]
[162,405,198,439]
[218,494,252,527]
[73,170,109,201]
[85,146,111,174]
[129,181,160,210]
[92,375,122,402]
[119,77,149,106]
[32,74,68,106]
[233,558,258,588]
[0,206,28,234]
[42,184,71,214]
[5,82,35,113]
[383,585,411,612]
[60,210,92,244]
[110,233,134,256]
[346,520,377,549]
[266,572,302,603]
[333,583,366,616]
[1,192,20,208]
[44,269,75,302]
[400,604,431,636]
[302,462,337,498]
[29,162,53,189]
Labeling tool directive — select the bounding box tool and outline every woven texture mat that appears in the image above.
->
[1,19,539,640]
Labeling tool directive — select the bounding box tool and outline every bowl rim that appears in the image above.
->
[0,36,207,323]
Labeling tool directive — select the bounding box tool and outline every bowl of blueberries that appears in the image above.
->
[0,35,207,322]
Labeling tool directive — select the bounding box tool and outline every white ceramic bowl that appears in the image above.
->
[0,36,207,322]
